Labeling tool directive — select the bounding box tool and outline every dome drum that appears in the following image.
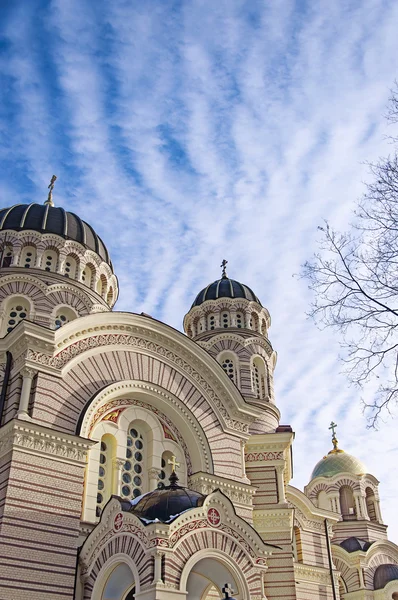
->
[184,294,270,339]
[0,224,118,308]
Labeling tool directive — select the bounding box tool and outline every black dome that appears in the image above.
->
[374,564,398,590]
[0,203,111,265]
[340,537,373,553]
[131,473,205,523]
[192,276,262,307]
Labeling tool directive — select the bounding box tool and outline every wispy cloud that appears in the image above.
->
[1,0,398,537]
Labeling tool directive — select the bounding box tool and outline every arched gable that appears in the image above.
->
[79,491,270,600]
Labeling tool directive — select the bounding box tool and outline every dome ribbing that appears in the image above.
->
[0,203,111,266]
[192,276,262,307]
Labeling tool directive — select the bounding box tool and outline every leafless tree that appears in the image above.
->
[302,85,398,426]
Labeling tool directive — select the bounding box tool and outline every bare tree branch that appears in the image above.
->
[302,84,398,426]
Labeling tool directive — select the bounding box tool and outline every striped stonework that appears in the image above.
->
[0,419,94,600]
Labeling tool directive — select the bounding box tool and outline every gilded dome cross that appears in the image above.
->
[167,455,180,472]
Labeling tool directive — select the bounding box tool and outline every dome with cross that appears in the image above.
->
[310,422,367,480]
[130,471,206,523]
[191,259,262,308]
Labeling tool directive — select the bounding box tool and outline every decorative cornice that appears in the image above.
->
[294,562,338,586]
[253,508,294,532]
[189,472,255,507]
[245,450,284,462]
[0,419,95,464]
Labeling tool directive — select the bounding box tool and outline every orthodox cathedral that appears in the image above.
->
[0,186,398,600]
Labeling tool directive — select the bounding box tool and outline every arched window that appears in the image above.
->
[3,297,30,334]
[293,526,303,562]
[221,312,229,328]
[97,274,107,298]
[220,354,237,383]
[261,319,267,335]
[54,307,77,329]
[208,313,216,330]
[252,357,267,399]
[340,485,356,520]
[96,434,116,517]
[64,255,78,279]
[82,263,96,288]
[317,490,329,510]
[107,286,114,305]
[159,450,174,483]
[43,249,58,272]
[236,312,243,328]
[20,245,37,269]
[121,424,146,500]
[0,245,13,268]
[365,487,377,522]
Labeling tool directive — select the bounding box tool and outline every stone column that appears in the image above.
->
[148,467,160,491]
[113,458,126,496]
[153,552,164,584]
[18,367,36,421]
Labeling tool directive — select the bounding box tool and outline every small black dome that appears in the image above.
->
[0,203,111,265]
[192,276,262,308]
[374,564,398,590]
[131,473,205,523]
[340,537,373,553]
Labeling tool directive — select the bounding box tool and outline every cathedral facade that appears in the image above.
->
[0,198,397,600]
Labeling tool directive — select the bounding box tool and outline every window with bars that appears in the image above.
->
[96,435,115,517]
[54,307,77,330]
[20,246,37,269]
[121,426,145,500]
[252,357,267,398]
[220,354,237,384]
[5,299,29,334]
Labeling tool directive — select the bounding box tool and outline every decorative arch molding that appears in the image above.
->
[287,486,338,531]
[306,473,365,497]
[78,380,212,474]
[0,273,48,296]
[332,554,360,593]
[43,314,261,432]
[46,283,93,311]
[199,331,274,358]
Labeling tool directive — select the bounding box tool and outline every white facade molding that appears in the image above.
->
[0,418,95,464]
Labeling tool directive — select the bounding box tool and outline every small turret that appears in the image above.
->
[184,261,279,433]
[305,422,386,544]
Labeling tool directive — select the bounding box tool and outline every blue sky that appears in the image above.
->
[1,0,398,537]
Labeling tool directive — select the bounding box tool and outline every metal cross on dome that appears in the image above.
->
[45,174,57,207]
[220,259,228,278]
[329,421,337,438]
[222,583,235,598]
[167,455,180,472]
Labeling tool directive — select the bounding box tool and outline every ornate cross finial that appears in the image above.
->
[167,455,180,472]
[329,421,337,437]
[45,175,57,207]
[329,421,339,451]
[222,583,235,598]
[220,259,228,279]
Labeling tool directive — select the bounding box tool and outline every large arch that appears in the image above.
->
[78,380,213,476]
[181,550,247,600]
[90,554,138,600]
